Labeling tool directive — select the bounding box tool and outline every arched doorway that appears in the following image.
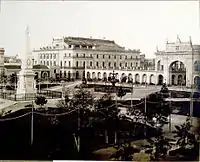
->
[178,75,183,85]
[157,60,161,71]
[34,72,39,80]
[194,60,200,72]
[135,74,140,84]
[43,72,48,79]
[103,72,107,82]
[68,71,71,79]
[76,71,79,79]
[194,76,200,89]
[172,75,176,85]
[121,73,127,83]
[82,71,85,78]
[87,72,91,80]
[149,74,155,85]
[97,72,101,80]
[64,71,66,78]
[169,61,186,86]
[128,73,133,83]
[158,75,163,85]
[92,72,96,79]
[142,74,147,84]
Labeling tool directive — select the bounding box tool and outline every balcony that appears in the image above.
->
[61,66,85,70]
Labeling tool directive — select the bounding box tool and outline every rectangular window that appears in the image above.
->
[69,53,71,57]
[90,61,92,66]
[69,61,71,67]
[108,55,110,59]
[50,54,52,59]
[103,62,105,67]
[97,54,98,58]
[76,53,78,57]
[47,55,49,59]
[96,62,98,67]
[54,61,56,66]
[176,46,179,50]
[47,61,49,66]
[54,54,56,59]
[76,61,78,67]
[103,55,104,59]
[120,56,122,59]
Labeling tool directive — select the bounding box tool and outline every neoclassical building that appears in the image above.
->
[85,37,200,87]
[32,37,145,79]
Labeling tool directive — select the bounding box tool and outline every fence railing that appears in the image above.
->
[0,90,62,101]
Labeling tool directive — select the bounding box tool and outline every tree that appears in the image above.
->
[144,135,171,161]
[110,141,140,161]
[146,93,171,128]
[8,73,17,89]
[95,93,121,144]
[35,96,48,108]
[172,117,198,150]
[117,87,126,98]
[160,83,169,98]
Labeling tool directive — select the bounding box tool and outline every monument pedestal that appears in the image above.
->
[16,69,37,99]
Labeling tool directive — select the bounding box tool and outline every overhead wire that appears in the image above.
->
[0,97,160,121]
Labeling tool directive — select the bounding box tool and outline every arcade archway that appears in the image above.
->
[158,75,163,85]
[135,74,140,84]
[169,61,186,86]
[87,72,91,79]
[76,71,79,79]
[194,76,200,89]
[149,74,155,85]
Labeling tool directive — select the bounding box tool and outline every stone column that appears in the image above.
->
[163,56,170,85]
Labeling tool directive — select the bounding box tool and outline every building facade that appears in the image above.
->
[85,37,200,87]
[32,37,143,80]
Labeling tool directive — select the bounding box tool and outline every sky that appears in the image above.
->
[0,1,199,58]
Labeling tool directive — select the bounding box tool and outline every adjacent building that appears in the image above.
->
[32,37,145,80]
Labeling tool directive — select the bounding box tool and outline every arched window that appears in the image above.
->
[76,61,78,67]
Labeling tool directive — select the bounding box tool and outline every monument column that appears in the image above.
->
[16,26,37,99]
